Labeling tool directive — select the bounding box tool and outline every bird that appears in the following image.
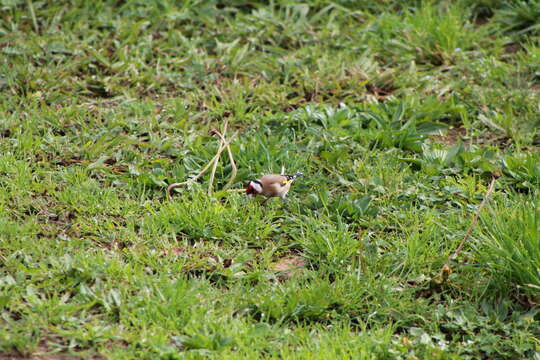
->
[246,172,303,204]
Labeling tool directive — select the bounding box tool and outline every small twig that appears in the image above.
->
[167,149,219,200]
[449,176,497,261]
[210,128,238,191]
[207,122,229,195]
[166,182,187,201]
[208,141,225,195]
[167,123,237,200]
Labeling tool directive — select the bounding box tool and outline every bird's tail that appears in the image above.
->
[283,172,303,181]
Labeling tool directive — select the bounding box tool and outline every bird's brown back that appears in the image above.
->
[260,174,287,186]
[259,174,290,197]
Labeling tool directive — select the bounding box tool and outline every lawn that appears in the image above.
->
[0,0,539,359]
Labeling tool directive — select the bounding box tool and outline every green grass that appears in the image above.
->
[477,194,540,298]
[1,0,539,359]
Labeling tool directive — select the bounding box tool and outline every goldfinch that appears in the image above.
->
[246,173,303,202]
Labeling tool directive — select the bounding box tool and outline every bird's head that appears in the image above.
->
[245,179,263,198]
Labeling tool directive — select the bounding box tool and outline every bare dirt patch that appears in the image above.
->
[271,255,307,281]
[430,126,467,145]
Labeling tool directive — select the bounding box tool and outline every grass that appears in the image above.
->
[0,0,539,358]
[477,194,540,297]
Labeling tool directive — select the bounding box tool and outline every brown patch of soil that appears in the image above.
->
[503,42,523,55]
[430,127,514,149]
[365,81,396,99]
[0,344,105,360]
[430,126,467,146]
[474,131,513,148]
[475,16,490,26]
[271,255,307,281]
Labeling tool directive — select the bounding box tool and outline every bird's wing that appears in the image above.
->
[261,174,289,186]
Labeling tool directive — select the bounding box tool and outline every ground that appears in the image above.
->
[0,0,539,359]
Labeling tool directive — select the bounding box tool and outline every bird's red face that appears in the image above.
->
[245,180,262,198]
[245,184,257,197]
